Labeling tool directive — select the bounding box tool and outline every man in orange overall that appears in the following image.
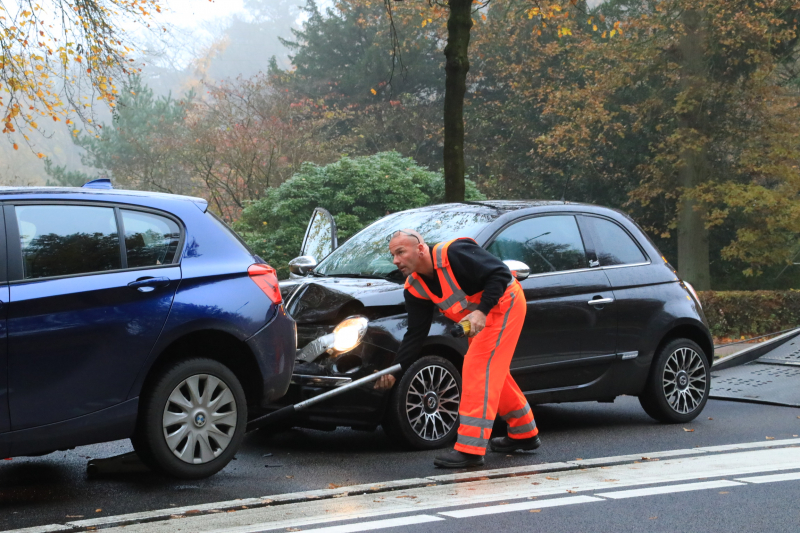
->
[376,229,539,468]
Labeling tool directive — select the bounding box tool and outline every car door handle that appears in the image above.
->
[588,297,614,306]
[128,277,171,293]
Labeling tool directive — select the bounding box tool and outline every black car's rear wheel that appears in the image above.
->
[639,338,709,423]
[383,356,462,450]
[132,358,247,479]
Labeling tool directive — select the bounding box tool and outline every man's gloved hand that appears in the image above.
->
[464,310,487,337]
[374,374,396,390]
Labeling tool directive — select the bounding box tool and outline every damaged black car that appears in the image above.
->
[272,201,713,450]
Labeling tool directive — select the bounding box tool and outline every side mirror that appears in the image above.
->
[503,260,531,281]
[289,255,317,277]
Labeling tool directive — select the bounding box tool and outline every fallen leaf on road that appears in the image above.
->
[332,493,349,498]
[766,436,775,440]
[545,476,559,480]
[426,484,436,487]
[683,428,694,432]
[575,458,582,460]
[649,516,657,520]
[530,509,541,513]
[285,476,294,479]
[603,479,619,482]
[286,528,301,532]
[641,456,650,460]
[531,482,540,485]
[328,483,342,489]
[708,417,713,420]
[566,490,577,493]
[185,510,201,515]
[396,495,417,499]
[719,491,729,494]
[95,509,102,513]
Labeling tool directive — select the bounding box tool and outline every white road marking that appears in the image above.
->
[5,438,800,533]
[296,515,444,533]
[105,447,800,533]
[439,495,603,518]
[596,480,744,499]
[736,471,800,484]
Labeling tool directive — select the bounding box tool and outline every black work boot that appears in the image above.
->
[490,434,541,453]
[433,449,485,468]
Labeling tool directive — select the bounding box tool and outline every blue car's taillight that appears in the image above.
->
[248,264,282,304]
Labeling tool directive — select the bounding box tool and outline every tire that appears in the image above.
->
[382,356,462,450]
[132,358,247,479]
[639,338,710,423]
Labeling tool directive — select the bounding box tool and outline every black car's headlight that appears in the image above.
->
[332,316,369,353]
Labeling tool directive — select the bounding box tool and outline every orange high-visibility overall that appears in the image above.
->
[405,238,537,455]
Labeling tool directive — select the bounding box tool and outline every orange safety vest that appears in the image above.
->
[404,238,488,322]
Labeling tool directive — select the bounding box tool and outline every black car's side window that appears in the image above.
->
[16,205,121,279]
[487,215,588,275]
[585,217,647,266]
[121,210,181,267]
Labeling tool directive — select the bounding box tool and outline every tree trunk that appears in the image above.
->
[676,9,711,290]
[442,0,472,203]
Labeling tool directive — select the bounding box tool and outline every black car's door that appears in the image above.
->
[578,215,657,363]
[5,204,181,430]
[486,214,617,392]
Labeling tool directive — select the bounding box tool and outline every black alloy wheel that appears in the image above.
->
[132,358,247,479]
[639,338,710,423]
[383,355,462,450]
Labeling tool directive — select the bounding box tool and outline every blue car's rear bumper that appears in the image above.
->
[247,305,296,407]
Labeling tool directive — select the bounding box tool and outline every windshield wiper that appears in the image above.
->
[326,273,388,280]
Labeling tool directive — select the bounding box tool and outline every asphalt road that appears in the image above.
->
[2,396,799,532]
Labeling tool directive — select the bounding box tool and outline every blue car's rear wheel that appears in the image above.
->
[132,358,247,479]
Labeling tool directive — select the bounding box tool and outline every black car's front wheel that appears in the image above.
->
[383,356,462,450]
[639,338,710,423]
[132,358,247,479]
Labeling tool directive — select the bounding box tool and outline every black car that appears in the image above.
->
[275,201,712,450]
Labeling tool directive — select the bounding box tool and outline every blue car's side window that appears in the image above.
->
[16,205,121,280]
[121,210,181,268]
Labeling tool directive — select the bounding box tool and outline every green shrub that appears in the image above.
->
[698,290,800,341]
[234,151,484,276]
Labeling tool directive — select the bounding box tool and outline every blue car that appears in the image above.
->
[0,180,295,478]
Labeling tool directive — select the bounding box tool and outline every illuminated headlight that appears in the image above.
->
[332,316,369,353]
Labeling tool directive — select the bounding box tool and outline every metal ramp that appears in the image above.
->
[710,329,800,407]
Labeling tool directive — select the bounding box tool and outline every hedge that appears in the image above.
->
[698,291,800,341]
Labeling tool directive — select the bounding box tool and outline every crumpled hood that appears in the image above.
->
[281,277,405,323]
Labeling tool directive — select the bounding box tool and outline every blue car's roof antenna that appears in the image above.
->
[82,178,113,190]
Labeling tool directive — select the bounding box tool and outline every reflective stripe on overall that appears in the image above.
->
[404,238,537,455]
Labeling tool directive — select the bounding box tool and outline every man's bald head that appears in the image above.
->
[388,228,425,246]
[388,228,434,277]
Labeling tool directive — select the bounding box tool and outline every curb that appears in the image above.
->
[10,437,799,533]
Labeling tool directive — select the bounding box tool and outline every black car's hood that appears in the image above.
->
[281,276,405,323]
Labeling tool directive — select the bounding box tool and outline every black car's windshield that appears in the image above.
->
[315,208,498,280]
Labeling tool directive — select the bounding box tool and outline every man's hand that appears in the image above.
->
[374,374,396,390]
[465,310,487,337]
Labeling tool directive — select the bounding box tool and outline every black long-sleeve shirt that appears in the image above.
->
[394,239,512,370]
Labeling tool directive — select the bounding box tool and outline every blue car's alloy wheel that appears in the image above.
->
[133,358,247,479]
[162,374,239,464]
